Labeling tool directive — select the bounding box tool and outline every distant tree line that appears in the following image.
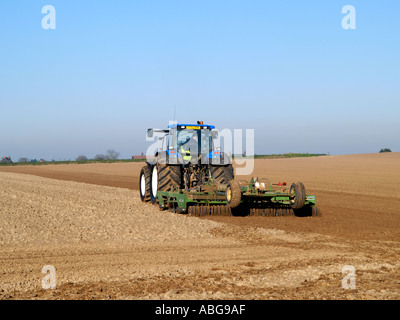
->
[16,149,120,163]
[76,149,120,161]
[379,148,392,153]
[17,158,45,163]
[75,155,88,161]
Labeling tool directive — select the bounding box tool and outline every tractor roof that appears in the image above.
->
[168,123,215,129]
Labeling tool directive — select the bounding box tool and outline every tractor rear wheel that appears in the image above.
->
[150,163,182,204]
[139,165,151,202]
[150,165,159,204]
[210,164,234,185]
[158,164,182,191]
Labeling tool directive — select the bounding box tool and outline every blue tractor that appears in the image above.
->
[139,122,320,218]
[139,121,234,203]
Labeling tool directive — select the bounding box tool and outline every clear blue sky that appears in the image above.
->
[1,0,399,160]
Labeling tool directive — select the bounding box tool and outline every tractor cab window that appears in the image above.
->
[200,129,213,154]
[176,129,198,153]
[173,128,213,155]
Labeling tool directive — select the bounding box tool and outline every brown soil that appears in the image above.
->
[0,162,142,190]
[0,153,399,300]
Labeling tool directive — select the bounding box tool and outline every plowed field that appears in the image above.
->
[0,153,399,299]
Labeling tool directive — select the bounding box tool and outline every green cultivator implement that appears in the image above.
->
[155,177,320,217]
[140,121,320,217]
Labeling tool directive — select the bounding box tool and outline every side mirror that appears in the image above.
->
[147,129,153,138]
[211,129,218,139]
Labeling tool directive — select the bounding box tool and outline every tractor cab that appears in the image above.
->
[148,121,225,165]
[168,122,217,162]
